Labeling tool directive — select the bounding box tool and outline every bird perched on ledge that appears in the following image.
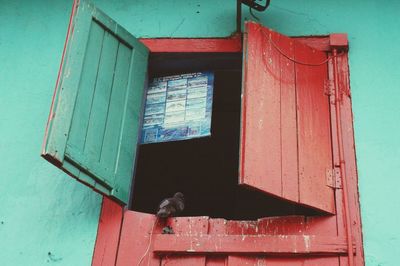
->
[156,192,185,218]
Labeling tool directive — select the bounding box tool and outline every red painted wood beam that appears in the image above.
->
[92,197,124,266]
[139,36,242,53]
[295,34,349,52]
[295,36,331,51]
[330,33,348,49]
[153,235,355,255]
[332,48,354,266]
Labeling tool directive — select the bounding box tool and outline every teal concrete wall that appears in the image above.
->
[0,0,399,265]
[0,1,102,265]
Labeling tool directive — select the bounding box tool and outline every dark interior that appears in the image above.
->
[130,53,320,220]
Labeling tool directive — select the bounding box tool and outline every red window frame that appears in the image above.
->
[91,37,364,266]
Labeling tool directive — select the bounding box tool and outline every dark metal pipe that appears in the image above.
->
[236,0,242,33]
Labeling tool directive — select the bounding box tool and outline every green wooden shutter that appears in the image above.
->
[42,1,149,204]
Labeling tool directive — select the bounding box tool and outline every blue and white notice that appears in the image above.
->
[141,72,214,144]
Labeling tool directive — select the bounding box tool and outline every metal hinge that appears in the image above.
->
[324,79,335,96]
[324,79,338,104]
[326,167,342,189]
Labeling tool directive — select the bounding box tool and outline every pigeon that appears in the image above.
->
[156,192,185,218]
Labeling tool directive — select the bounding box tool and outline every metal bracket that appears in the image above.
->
[241,0,271,11]
[324,79,335,96]
[324,79,338,105]
[326,168,342,189]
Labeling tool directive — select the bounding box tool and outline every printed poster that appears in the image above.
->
[141,72,214,144]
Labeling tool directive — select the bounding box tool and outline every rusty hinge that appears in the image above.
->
[326,167,342,189]
[324,79,338,105]
[324,79,335,96]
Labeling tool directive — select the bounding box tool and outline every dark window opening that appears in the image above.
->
[130,53,319,220]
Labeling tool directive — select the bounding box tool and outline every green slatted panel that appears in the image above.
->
[79,31,119,160]
[66,20,105,154]
[100,44,132,174]
[42,1,149,204]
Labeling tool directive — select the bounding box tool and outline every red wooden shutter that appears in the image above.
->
[42,1,148,204]
[239,22,334,213]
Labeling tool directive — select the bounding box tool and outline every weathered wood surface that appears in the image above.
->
[240,21,335,213]
[153,235,353,255]
[92,198,124,266]
[140,36,242,53]
[115,212,353,265]
[42,1,148,203]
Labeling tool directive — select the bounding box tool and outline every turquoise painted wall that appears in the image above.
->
[0,0,398,265]
[0,1,102,265]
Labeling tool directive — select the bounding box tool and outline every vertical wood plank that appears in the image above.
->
[337,54,364,264]
[207,219,227,265]
[116,211,161,266]
[161,217,210,266]
[295,40,335,213]
[327,59,343,236]
[67,21,105,152]
[161,256,206,266]
[328,60,341,168]
[44,3,95,161]
[111,48,148,201]
[279,33,299,203]
[335,55,350,242]
[240,22,282,197]
[262,258,302,266]
[84,31,119,161]
[92,197,123,266]
[99,43,132,179]
[206,256,226,266]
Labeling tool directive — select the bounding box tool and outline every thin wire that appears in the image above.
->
[249,6,260,21]
[259,28,345,66]
[137,217,159,266]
